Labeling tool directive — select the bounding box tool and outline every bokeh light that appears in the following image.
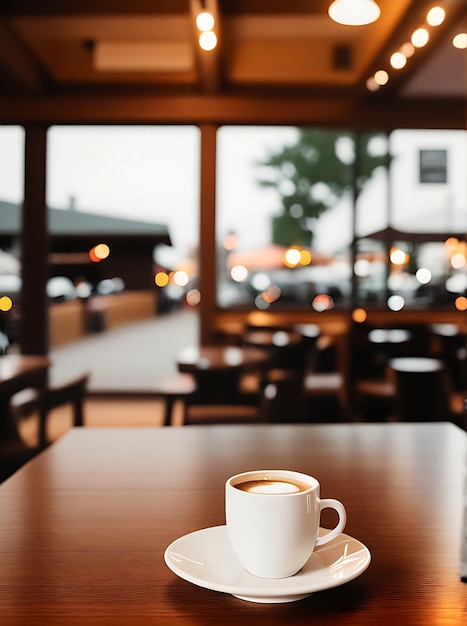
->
[311,294,334,312]
[411,28,429,48]
[231,265,248,282]
[426,6,445,27]
[0,295,13,312]
[416,267,432,284]
[400,42,415,58]
[254,294,270,310]
[196,11,215,31]
[262,285,281,303]
[453,32,467,49]
[451,253,466,269]
[390,52,407,69]
[374,70,389,86]
[455,296,467,311]
[366,76,379,92]
[300,249,312,265]
[186,289,201,307]
[284,247,302,267]
[387,295,405,311]
[199,31,217,51]
[155,272,169,287]
[89,243,110,262]
[390,247,409,265]
[352,307,367,323]
[173,270,189,287]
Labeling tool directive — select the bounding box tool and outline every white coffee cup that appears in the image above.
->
[225,469,347,579]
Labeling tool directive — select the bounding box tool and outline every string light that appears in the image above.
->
[452,31,467,49]
[426,6,445,27]
[196,11,214,31]
[366,4,452,92]
[199,31,217,51]
[411,27,430,48]
[390,51,407,69]
[196,9,217,51]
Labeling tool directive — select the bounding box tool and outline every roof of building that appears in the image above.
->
[0,200,171,245]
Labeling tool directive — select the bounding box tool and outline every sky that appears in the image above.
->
[0,125,299,264]
[1,125,467,268]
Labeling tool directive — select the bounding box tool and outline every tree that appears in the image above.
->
[257,129,390,247]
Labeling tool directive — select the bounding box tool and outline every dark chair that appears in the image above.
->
[183,368,304,425]
[351,326,416,422]
[428,323,467,391]
[353,369,396,422]
[43,373,89,427]
[152,372,198,426]
[0,436,38,483]
[11,372,90,447]
[301,332,349,422]
[388,357,456,423]
[241,328,307,371]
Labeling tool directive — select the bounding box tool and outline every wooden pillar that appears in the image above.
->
[21,125,48,355]
[198,124,217,346]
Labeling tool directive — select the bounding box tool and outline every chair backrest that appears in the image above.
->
[389,357,451,422]
[259,369,304,423]
[44,372,90,427]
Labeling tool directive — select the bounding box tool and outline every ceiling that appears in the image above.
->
[0,0,466,125]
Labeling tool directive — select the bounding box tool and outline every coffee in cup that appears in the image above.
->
[226,469,347,579]
[233,476,310,494]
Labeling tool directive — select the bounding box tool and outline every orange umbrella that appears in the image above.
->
[227,244,330,271]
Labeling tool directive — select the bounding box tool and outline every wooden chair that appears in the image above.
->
[152,372,198,426]
[183,368,304,425]
[301,333,349,421]
[11,372,90,447]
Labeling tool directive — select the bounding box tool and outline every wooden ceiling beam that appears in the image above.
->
[0,18,45,94]
[1,0,189,17]
[0,93,464,130]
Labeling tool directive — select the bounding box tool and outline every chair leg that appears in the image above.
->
[73,398,84,427]
[164,397,175,427]
[38,403,48,449]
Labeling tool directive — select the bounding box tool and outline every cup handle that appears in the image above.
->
[315,498,347,547]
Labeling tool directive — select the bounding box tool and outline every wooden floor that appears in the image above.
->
[18,396,187,449]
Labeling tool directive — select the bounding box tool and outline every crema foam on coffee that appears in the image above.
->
[234,477,309,494]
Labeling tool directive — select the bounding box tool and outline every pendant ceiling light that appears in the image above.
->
[328,0,381,26]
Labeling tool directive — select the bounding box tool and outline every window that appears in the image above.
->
[217,127,467,312]
[47,126,200,308]
[216,126,388,311]
[419,149,447,184]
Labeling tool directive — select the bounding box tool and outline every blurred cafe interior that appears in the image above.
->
[1,0,467,467]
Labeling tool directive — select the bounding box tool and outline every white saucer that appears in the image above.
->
[164,525,371,603]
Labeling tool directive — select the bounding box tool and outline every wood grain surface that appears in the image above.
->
[0,423,466,625]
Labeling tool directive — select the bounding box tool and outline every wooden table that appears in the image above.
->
[177,345,271,403]
[0,354,50,448]
[0,422,466,625]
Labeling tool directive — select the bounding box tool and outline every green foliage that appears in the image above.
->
[273,213,310,248]
[257,129,390,246]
